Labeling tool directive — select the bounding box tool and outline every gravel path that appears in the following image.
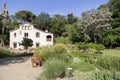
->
[0,56,42,80]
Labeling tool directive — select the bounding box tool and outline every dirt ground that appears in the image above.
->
[0,56,42,80]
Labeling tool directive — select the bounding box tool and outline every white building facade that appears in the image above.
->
[10,22,54,49]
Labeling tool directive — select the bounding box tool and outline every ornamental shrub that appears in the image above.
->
[55,37,69,44]
[95,44,105,54]
[88,43,96,49]
[69,61,95,72]
[96,55,120,71]
[90,70,120,80]
[38,46,53,61]
[0,48,15,58]
[52,43,67,54]
[76,42,89,51]
[42,58,67,79]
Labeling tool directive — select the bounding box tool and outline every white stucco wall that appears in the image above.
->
[10,22,53,49]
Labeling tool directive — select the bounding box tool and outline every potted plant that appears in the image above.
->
[31,47,41,67]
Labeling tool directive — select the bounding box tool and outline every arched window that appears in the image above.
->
[22,26,25,29]
[46,35,52,41]
[25,25,28,29]
[36,32,40,37]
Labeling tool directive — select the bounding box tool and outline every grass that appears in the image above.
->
[72,70,95,80]
[69,61,95,72]
[103,49,120,57]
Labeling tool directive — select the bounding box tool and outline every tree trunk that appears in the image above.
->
[94,33,97,43]
[25,47,28,53]
[1,25,5,47]
[0,39,4,47]
[2,26,5,35]
[109,45,112,49]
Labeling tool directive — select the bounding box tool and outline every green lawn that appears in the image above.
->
[103,49,120,57]
[71,49,120,79]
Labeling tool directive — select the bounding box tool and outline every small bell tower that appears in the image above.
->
[1,0,9,18]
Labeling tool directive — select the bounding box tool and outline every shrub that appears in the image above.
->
[96,55,120,71]
[89,70,120,80]
[38,46,53,61]
[69,61,95,72]
[42,58,67,79]
[76,42,89,51]
[52,43,67,54]
[70,51,99,63]
[88,43,96,49]
[0,48,15,58]
[76,42,105,53]
[14,52,33,57]
[36,45,70,62]
[32,47,41,56]
[70,51,86,61]
[37,74,46,80]
[67,44,78,52]
[72,70,94,80]
[55,37,69,44]
[94,44,105,54]
[85,52,99,64]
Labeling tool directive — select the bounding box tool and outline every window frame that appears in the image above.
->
[46,35,52,41]
[14,33,16,37]
[36,32,40,38]
[36,42,40,47]
[24,32,29,38]
[13,42,17,48]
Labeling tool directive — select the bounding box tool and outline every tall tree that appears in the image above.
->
[98,4,109,9]
[0,17,10,47]
[106,0,120,47]
[67,13,74,24]
[15,10,36,22]
[108,0,120,29]
[67,13,78,24]
[102,27,120,48]
[33,12,51,31]
[50,14,66,37]
[9,15,20,29]
[66,24,84,43]
[98,0,120,47]
[80,8,112,43]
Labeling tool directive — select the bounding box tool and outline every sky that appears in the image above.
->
[0,0,109,17]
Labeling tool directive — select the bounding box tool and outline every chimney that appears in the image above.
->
[45,29,48,32]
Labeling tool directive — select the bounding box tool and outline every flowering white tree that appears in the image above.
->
[80,8,112,43]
